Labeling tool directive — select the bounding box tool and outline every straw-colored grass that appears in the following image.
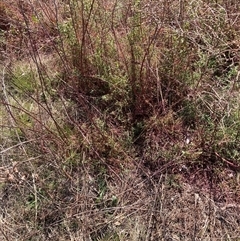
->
[1,0,240,240]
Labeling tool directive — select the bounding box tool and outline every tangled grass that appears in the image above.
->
[1,0,240,240]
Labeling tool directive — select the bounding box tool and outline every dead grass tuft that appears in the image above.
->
[1,0,240,240]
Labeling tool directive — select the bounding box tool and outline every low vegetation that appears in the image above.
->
[0,0,240,240]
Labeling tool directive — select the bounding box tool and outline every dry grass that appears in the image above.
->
[1,0,240,240]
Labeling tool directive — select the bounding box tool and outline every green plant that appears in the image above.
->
[1,1,240,240]
[10,64,37,95]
